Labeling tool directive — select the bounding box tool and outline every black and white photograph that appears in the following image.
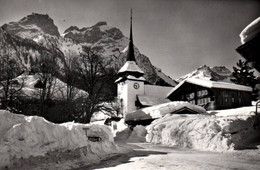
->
[0,0,260,169]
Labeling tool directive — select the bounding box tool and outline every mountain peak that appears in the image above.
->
[4,13,60,37]
[93,21,107,27]
[177,65,232,82]
[63,21,123,43]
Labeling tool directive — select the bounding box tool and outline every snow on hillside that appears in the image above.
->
[14,74,88,100]
[0,110,119,169]
[146,106,260,151]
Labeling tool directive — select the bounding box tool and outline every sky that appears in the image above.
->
[0,0,259,79]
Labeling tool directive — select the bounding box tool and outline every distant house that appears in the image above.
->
[167,78,252,110]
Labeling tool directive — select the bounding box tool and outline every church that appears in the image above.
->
[116,11,253,119]
[115,11,173,117]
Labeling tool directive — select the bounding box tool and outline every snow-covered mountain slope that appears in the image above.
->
[13,74,88,100]
[0,26,62,71]
[176,65,233,83]
[1,13,175,86]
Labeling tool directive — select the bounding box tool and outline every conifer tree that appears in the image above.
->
[231,60,256,88]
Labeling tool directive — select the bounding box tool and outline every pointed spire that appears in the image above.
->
[127,9,136,62]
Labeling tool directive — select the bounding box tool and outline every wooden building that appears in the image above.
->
[167,78,252,110]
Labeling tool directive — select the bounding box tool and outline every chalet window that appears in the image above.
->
[188,93,195,100]
[197,90,208,97]
[232,97,235,103]
[197,91,201,97]
[190,100,195,104]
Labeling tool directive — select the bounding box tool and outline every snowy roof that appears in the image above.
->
[118,61,144,75]
[167,78,252,97]
[137,95,170,106]
[115,75,145,83]
[240,17,260,44]
[125,101,206,122]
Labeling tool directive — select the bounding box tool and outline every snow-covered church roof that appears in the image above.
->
[118,61,144,75]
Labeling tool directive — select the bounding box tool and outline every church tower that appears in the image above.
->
[115,10,145,117]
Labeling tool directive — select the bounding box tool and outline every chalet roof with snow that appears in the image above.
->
[125,101,206,123]
[167,78,252,98]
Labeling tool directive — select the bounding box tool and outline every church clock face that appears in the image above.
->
[133,82,140,89]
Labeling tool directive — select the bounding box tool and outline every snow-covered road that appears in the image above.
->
[78,142,260,170]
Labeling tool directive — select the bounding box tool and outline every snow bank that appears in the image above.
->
[146,107,260,151]
[125,101,206,122]
[0,110,118,169]
[128,125,147,143]
[113,119,147,143]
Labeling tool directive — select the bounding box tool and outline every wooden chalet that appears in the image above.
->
[167,78,252,110]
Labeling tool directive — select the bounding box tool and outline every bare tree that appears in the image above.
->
[77,46,117,123]
[33,52,58,116]
[0,55,24,111]
[58,51,86,122]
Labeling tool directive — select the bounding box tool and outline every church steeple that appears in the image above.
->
[116,9,144,82]
[127,9,135,62]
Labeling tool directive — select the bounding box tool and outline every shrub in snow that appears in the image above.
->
[146,107,260,151]
[0,110,118,169]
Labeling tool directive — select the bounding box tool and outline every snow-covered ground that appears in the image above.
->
[82,143,260,170]
[0,110,119,169]
[146,106,260,151]
[1,104,260,169]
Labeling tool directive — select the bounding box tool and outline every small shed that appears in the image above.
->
[167,78,252,110]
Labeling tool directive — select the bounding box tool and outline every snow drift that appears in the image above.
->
[113,119,147,143]
[0,110,118,169]
[146,106,260,151]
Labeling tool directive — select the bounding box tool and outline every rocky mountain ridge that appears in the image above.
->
[177,65,233,83]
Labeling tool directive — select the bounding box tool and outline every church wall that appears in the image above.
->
[117,81,128,115]
[125,80,144,116]
[117,80,144,117]
[144,85,173,99]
